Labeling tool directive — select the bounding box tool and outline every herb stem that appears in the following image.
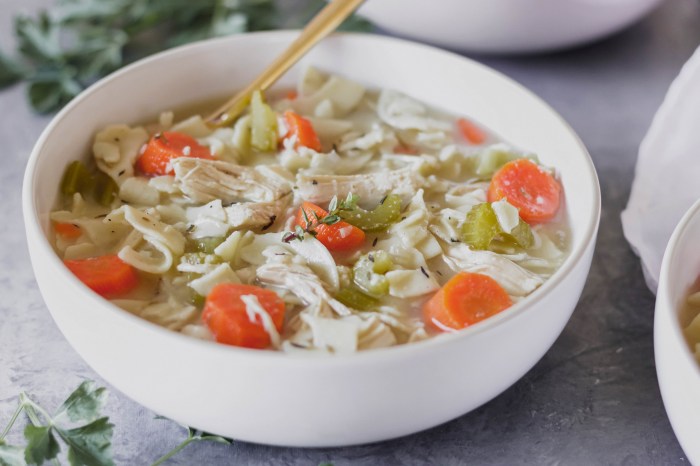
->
[150,437,196,466]
[0,401,24,441]
[20,393,53,426]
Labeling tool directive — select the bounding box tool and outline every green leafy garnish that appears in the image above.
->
[0,0,373,114]
[0,380,235,465]
[283,192,359,243]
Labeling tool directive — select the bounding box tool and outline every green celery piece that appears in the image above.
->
[190,293,206,308]
[250,90,277,152]
[192,236,225,254]
[504,220,534,249]
[339,194,402,232]
[93,171,118,207]
[462,202,534,250]
[352,252,393,298]
[60,160,94,197]
[335,286,379,311]
[461,203,500,250]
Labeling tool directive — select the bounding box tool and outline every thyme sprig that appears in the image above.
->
[283,192,359,243]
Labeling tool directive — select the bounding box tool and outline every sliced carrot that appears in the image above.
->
[286,90,298,100]
[487,158,561,224]
[424,272,512,331]
[295,201,365,251]
[202,283,285,349]
[136,131,214,177]
[283,111,322,152]
[63,255,139,298]
[54,222,82,240]
[394,144,417,155]
[457,117,487,145]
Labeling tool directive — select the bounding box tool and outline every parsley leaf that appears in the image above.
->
[0,0,373,113]
[0,442,26,466]
[23,425,59,465]
[53,381,108,425]
[56,418,114,466]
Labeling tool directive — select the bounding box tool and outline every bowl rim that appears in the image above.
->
[656,198,700,378]
[22,30,601,365]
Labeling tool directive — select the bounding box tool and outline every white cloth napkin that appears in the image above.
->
[622,45,700,293]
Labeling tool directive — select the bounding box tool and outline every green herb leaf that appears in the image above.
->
[23,425,60,465]
[0,443,26,466]
[56,417,114,466]
[14,13,63,63]
[0,52,25,88]
[27,68,82,114]
[328,196,338,213]
[53,380,108,425]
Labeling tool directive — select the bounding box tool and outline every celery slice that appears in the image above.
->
[192,236,225,254]
[339,194,402,232]
[335,286,379,311]
[353,251,393,297]
[250,90,278,152]
[462,202,533,250]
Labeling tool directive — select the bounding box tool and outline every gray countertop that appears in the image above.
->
[1,0,698,464]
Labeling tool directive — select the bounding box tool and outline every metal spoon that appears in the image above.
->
[207,0,365,127]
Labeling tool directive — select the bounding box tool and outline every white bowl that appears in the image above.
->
[23,31,600,447]
[655,199,700,463]
[359,0,663,54]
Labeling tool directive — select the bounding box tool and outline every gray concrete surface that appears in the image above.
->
[1,0,697,464]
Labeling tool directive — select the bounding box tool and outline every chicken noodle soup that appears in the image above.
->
[51,67,570,353]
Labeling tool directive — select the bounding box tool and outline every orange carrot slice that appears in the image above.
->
[295,201,365,251]
[63,255,139,298]
[457,117,487,145]
[54,222,82,240]
[487,159,561,224]
[202,283,285,349]
[284,111,322,152]
[424,272,512,331]
[136,131,214,176]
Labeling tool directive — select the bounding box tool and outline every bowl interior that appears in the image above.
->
[26,31,598,264]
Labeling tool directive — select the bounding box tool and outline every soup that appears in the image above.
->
[50,67,569,353]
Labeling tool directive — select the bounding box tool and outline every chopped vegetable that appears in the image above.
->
[202,283,285,349]
[250,90,278,152]
[93,170,118,206]
[457,117,486,145]
[352,251,393,297]
[63,255,139,297]
[60,160,93,196]
[338,194,402,232]
[53,222,82,240]
[475,145,537,179]
[335,286,379,311]
[423,272,512,331]
[487,159,561,224]
[137,131,213,176]
[191,236,226,254]
[461,202,533,250]
[286,90,298,100]
[283,110,322,151]
[294,201,365,251]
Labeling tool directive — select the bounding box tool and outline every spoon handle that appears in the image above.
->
[208,0,365,126]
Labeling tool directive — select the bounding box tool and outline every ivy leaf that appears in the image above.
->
[0,442,26,466]
[23,425,60,465]
[53,380,108,425]
[56,417,114,466]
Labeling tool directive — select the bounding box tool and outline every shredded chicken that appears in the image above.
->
[256,263,351,317]
[442,243,544,296]
[172,158,292,204]
[224,194,291,230]
[296,166,421,205]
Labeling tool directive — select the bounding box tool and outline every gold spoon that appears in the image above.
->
[207,0,366,127]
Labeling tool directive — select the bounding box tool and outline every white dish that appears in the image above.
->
[655,199,700,464]
[359,0,663,54]
[23,31,600,447]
